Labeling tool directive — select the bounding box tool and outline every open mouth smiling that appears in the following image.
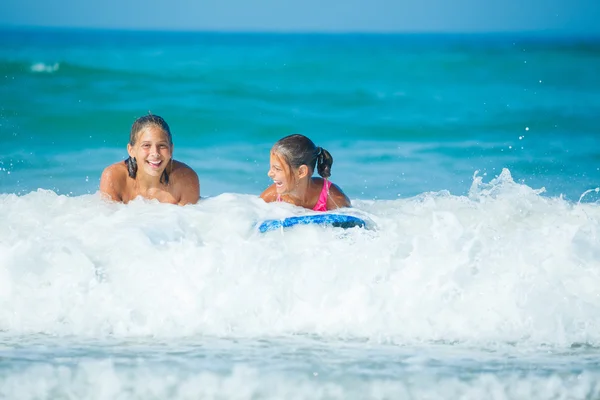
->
[147,160,163,169]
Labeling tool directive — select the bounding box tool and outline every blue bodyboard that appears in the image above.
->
[258,214,366,233]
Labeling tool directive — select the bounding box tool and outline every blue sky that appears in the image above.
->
[2,0,599,34]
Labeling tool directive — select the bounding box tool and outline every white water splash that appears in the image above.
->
[1,170,599,346]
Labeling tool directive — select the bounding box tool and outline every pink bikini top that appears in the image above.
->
[312,179,331,211]
[277,179,332,211]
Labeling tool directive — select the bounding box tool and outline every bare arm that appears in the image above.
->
[327,183,351,210]
[260,184,278,203]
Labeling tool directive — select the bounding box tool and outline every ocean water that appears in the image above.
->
[1,28,600,399]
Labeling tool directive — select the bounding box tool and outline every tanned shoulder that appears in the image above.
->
[260,184,278,203]
[170,160,200,205]
[327,183,351,209]
[100,162,128,202]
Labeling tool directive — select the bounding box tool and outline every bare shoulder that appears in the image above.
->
[327,182,351,209]
[260,184,278,203]
[170,160,198,182]
[100,161,128,201]
[170,160,200,204]
[101,161,128,177]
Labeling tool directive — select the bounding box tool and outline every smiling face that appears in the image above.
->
[267,151,295,195]
[127,125,173,180]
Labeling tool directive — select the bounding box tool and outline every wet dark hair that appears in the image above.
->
[272,134,333,179]
[124,114,173,184]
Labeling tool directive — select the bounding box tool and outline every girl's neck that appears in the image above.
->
[287,178,318,208]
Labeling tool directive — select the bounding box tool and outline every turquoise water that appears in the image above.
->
[1,29,599,199]
[1,28,600,398]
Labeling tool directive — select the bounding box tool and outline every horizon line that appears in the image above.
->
[1,23,599,39]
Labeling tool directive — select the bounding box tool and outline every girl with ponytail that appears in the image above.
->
[260,134,350,211]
